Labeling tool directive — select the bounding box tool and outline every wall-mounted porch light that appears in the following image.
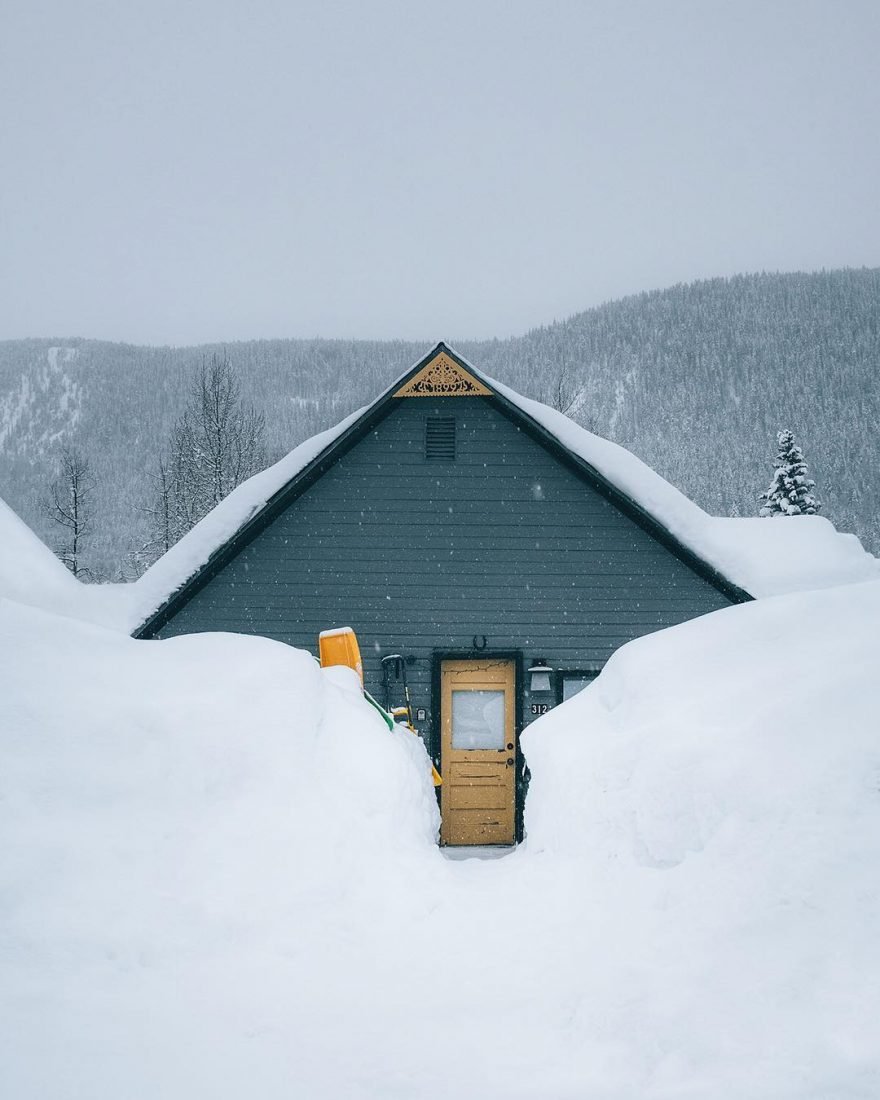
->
[527,658,554,693]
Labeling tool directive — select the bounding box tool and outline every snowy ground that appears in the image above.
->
[2,583,879,1098]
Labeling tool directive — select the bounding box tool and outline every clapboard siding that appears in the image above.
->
[156,396,731,750]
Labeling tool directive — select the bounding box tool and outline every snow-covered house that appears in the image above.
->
[130,343,878,846]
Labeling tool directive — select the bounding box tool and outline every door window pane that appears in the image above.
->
[452,690,505,749]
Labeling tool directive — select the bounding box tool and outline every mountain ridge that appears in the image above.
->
[6,264,871,349]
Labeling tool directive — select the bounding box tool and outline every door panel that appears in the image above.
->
[440,659,516,846]
[448,786,510,810]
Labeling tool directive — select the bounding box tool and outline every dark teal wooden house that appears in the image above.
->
[135,344,750,846]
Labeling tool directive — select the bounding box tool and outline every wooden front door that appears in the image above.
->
[440,659,516,846]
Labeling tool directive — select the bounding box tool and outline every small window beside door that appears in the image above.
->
[557,670,600,703]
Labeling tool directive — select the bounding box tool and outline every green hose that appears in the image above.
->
[363,689,395,730]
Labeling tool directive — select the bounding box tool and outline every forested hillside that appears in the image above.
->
[1,268,878,577]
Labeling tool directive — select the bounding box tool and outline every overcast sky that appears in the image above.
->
[1,0,878,346]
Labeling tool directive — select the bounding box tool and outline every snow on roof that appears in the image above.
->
[485,375,880,599]
[124,407,366,632]
[126,344,879,633]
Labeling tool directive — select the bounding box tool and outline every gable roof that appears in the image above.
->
[128,342,880,637]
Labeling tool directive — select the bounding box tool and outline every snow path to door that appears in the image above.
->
[1,582,879,1099]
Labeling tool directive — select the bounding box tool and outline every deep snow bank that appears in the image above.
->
[523,579,880,1094]
[0,495,87,615]
[525,578,880,863]
[3,585,880,1098]
[0,599,439,920]
[0,494,140,631]
[0,601,441,1098]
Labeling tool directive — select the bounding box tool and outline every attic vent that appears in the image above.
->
[425,417,456,461]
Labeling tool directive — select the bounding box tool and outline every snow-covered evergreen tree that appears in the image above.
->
[758,429,821,516]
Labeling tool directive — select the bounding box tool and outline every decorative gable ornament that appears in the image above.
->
[393,352,493,398]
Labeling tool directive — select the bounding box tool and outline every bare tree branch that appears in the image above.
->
[42,446,96,578]
[137,354,266,571]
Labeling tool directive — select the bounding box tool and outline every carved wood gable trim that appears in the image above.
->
[393,352,493,398]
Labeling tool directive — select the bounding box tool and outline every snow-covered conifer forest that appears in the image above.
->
[1,267,878,578]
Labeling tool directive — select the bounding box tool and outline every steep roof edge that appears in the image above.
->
[132,343,462,635]
[132,342,879,637]
[436,348,751,602]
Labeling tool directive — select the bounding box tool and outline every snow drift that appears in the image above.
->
[0,600,440,1098]
[2,582,879,1098]
[522,578,880,1095]
[0,494,138,630]
[0,495,87,616]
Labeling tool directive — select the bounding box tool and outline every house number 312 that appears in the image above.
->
[530,703,550,716]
